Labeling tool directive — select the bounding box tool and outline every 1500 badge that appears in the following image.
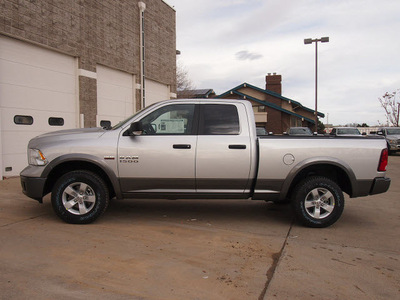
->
[119,156,139,163]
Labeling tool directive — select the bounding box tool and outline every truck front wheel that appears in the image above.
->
[291,176,344,228]
[51,170,110,224]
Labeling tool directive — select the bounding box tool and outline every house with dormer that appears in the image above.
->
[216,73,324,134]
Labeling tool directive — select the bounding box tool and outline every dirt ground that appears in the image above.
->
[0,154,399,299]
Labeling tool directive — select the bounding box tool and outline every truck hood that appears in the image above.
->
[29,127,106,149]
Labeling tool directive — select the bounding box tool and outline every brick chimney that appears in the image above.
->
[266,73,282,94]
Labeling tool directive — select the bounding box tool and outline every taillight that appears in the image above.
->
[378,148,388,172]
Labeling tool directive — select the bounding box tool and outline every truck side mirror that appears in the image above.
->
[124,122,143,136]
[377,131,383,136]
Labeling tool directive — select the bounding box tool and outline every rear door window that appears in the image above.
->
[199,104,240,135]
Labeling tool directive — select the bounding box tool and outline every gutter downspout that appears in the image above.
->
[0,107,2,180]
[138,2,146,108]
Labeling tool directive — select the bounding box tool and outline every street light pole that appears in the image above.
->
[304,37,329,133]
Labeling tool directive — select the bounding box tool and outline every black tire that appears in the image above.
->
[291,176,344,228]
[51,170,109,224]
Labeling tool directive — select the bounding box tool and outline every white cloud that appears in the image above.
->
[235,50,263,61]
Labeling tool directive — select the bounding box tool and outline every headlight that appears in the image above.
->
[388,139,396,145]
[28,149,48,166]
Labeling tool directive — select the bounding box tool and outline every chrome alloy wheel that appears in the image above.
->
[304,187,335,219]
[61,182,96,215]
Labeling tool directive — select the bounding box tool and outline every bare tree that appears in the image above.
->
[379,89,400,126]
[176,59,196,98]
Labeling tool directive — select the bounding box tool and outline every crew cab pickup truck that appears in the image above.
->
[20,99,391,227]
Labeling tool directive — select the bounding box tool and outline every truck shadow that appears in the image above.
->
[103,198,294,227]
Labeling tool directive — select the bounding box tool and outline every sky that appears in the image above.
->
[164,0,400,126]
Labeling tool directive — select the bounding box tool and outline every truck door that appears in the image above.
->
[118,103,198,195]
[196,103,252,194]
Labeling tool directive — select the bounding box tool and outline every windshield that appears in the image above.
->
[386,128,400,135]
[111,103,159,130]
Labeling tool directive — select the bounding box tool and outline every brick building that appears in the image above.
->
[0,0,176,178]
[217,73,324,134]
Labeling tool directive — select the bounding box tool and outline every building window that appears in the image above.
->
[14,115,33,125]
[290,116,302,127]
[258,106,266,112]
[100,120,111,129]
[49,117,64,126]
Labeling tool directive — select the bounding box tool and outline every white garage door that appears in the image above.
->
[145,79,170,106]
[97,65,135,128]
[0,36,77,178]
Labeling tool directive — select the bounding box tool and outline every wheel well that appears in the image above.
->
[287,164,352,199]
[44,161,116,199]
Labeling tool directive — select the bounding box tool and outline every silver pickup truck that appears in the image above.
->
[20,99,391,227]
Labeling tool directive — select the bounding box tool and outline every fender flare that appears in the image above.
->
[42,153,122,199]
[279,156,357,200]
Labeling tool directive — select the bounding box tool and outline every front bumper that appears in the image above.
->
[20,176,47,203]
[370,177,391,195]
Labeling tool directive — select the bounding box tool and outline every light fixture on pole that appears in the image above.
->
[304,37,329,132]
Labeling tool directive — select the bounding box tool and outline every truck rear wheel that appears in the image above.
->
[291,176,344,228]
[51,170,109,224]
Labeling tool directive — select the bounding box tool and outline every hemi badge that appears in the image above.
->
[104,156,115,160]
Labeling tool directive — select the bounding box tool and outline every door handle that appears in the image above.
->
[173,144,191,149]
[229,144,246,149]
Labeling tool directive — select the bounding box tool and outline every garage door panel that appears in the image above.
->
[2,131,37,155]
[125,103,133,115]
[145,79,170,106]
[1,108,75,177]
[0,84,75,112]
[97,115,128,127]
[97,83,132,103]
[0,60,75,94]
[2,127,43,177]
[1,108,75,131]
[0,36,77,178]
[2,153,28,176]
[97,98,128,118]
[96,65,134,127]
[97,103,134,122]
[29,111,76,130]
[97,65,132,87]
[0,37,75,74]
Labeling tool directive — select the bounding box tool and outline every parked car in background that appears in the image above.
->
[284,127,314,136]
[377,127,400,154]
[330,127,362,136]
